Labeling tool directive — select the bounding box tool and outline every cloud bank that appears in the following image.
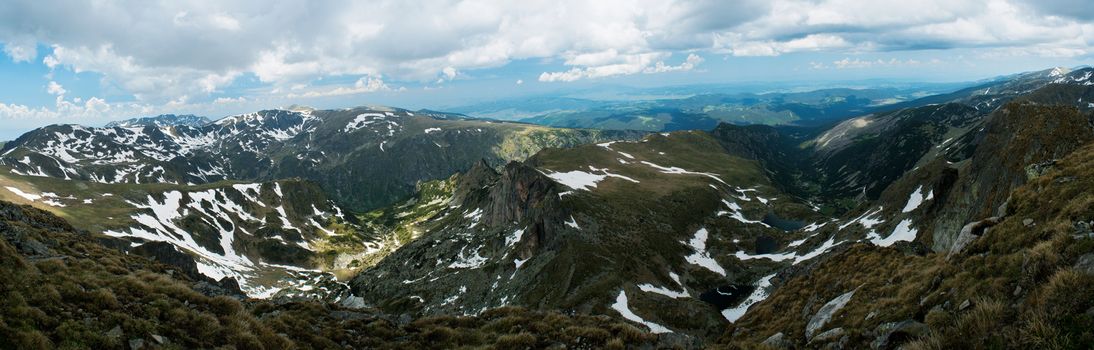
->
[0,0,1089,129]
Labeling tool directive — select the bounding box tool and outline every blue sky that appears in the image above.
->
[0,0,1092,139]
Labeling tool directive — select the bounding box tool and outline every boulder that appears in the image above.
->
[1074,253,1094,275]
[1075,221,1093,239]
[105,325,123,340]
[948,217,1001,258]
[811,327,845,344]
[806,290,855,338]
[871,320,928,349]
[761,332,794,349]
[339,295,367,309]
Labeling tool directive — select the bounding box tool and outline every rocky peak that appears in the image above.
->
[481,162,565,228]
[452,158,500,203]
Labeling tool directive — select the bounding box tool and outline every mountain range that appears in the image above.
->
[1,66,1093,349]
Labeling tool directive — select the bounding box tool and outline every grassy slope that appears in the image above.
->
[719,141,1094,348]
[0,200,665,349]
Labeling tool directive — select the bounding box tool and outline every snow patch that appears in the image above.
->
[611,290,672,334]
[638,283,689,299]
[682,228,726,276]
[869,219,918,247]
[901,186,931,213]
[640,161,727,185]
[5,186,42,201]
[564,216,580,229]
[544,166,639,191]
[722,274,776,322]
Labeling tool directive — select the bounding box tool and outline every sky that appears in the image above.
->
[0,0,1092,139]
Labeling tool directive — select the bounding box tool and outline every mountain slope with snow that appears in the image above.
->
[0,106,643,211]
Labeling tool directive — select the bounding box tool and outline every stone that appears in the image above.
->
[958,299,972,311]
[1025,160,1057,180]
[129,338,145,349]
[948,217,1001,258]
[811,327,845,343]
[105,325,122,339]
[1022,218,1034,227]
[807,290,856,338]
[761,332,793,349]
[1013,285,1023,297]
[871,320,928,349]
[338,295,367,309]
[150,334,165,344]
[19,238,50,256]
[1074,253,1094,275]
[1074,221,1093,239]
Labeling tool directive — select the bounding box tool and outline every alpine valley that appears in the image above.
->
[3,66,1094,350]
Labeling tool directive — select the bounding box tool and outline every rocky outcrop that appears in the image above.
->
[481,162,567,251]
[947,216,1002,258]
[930,102,1094,252]
[130,241,202,277]
[451,158,499,203]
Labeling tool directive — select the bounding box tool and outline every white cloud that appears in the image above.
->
[645,53,704,73]
[286,76,393,98]
[2,37,36,62]
[442,67,458,80]
[0,1,770,99]
[213,96,246,104]
[0,0,1089,126]
[539,52,704,82]
[720,34,852,57]
[832,58,923,69]
[43,44,242,103]
[46,81,66,96]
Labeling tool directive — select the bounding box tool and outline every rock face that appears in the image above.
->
[929,101,1094,251]
[348,160,570,317]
